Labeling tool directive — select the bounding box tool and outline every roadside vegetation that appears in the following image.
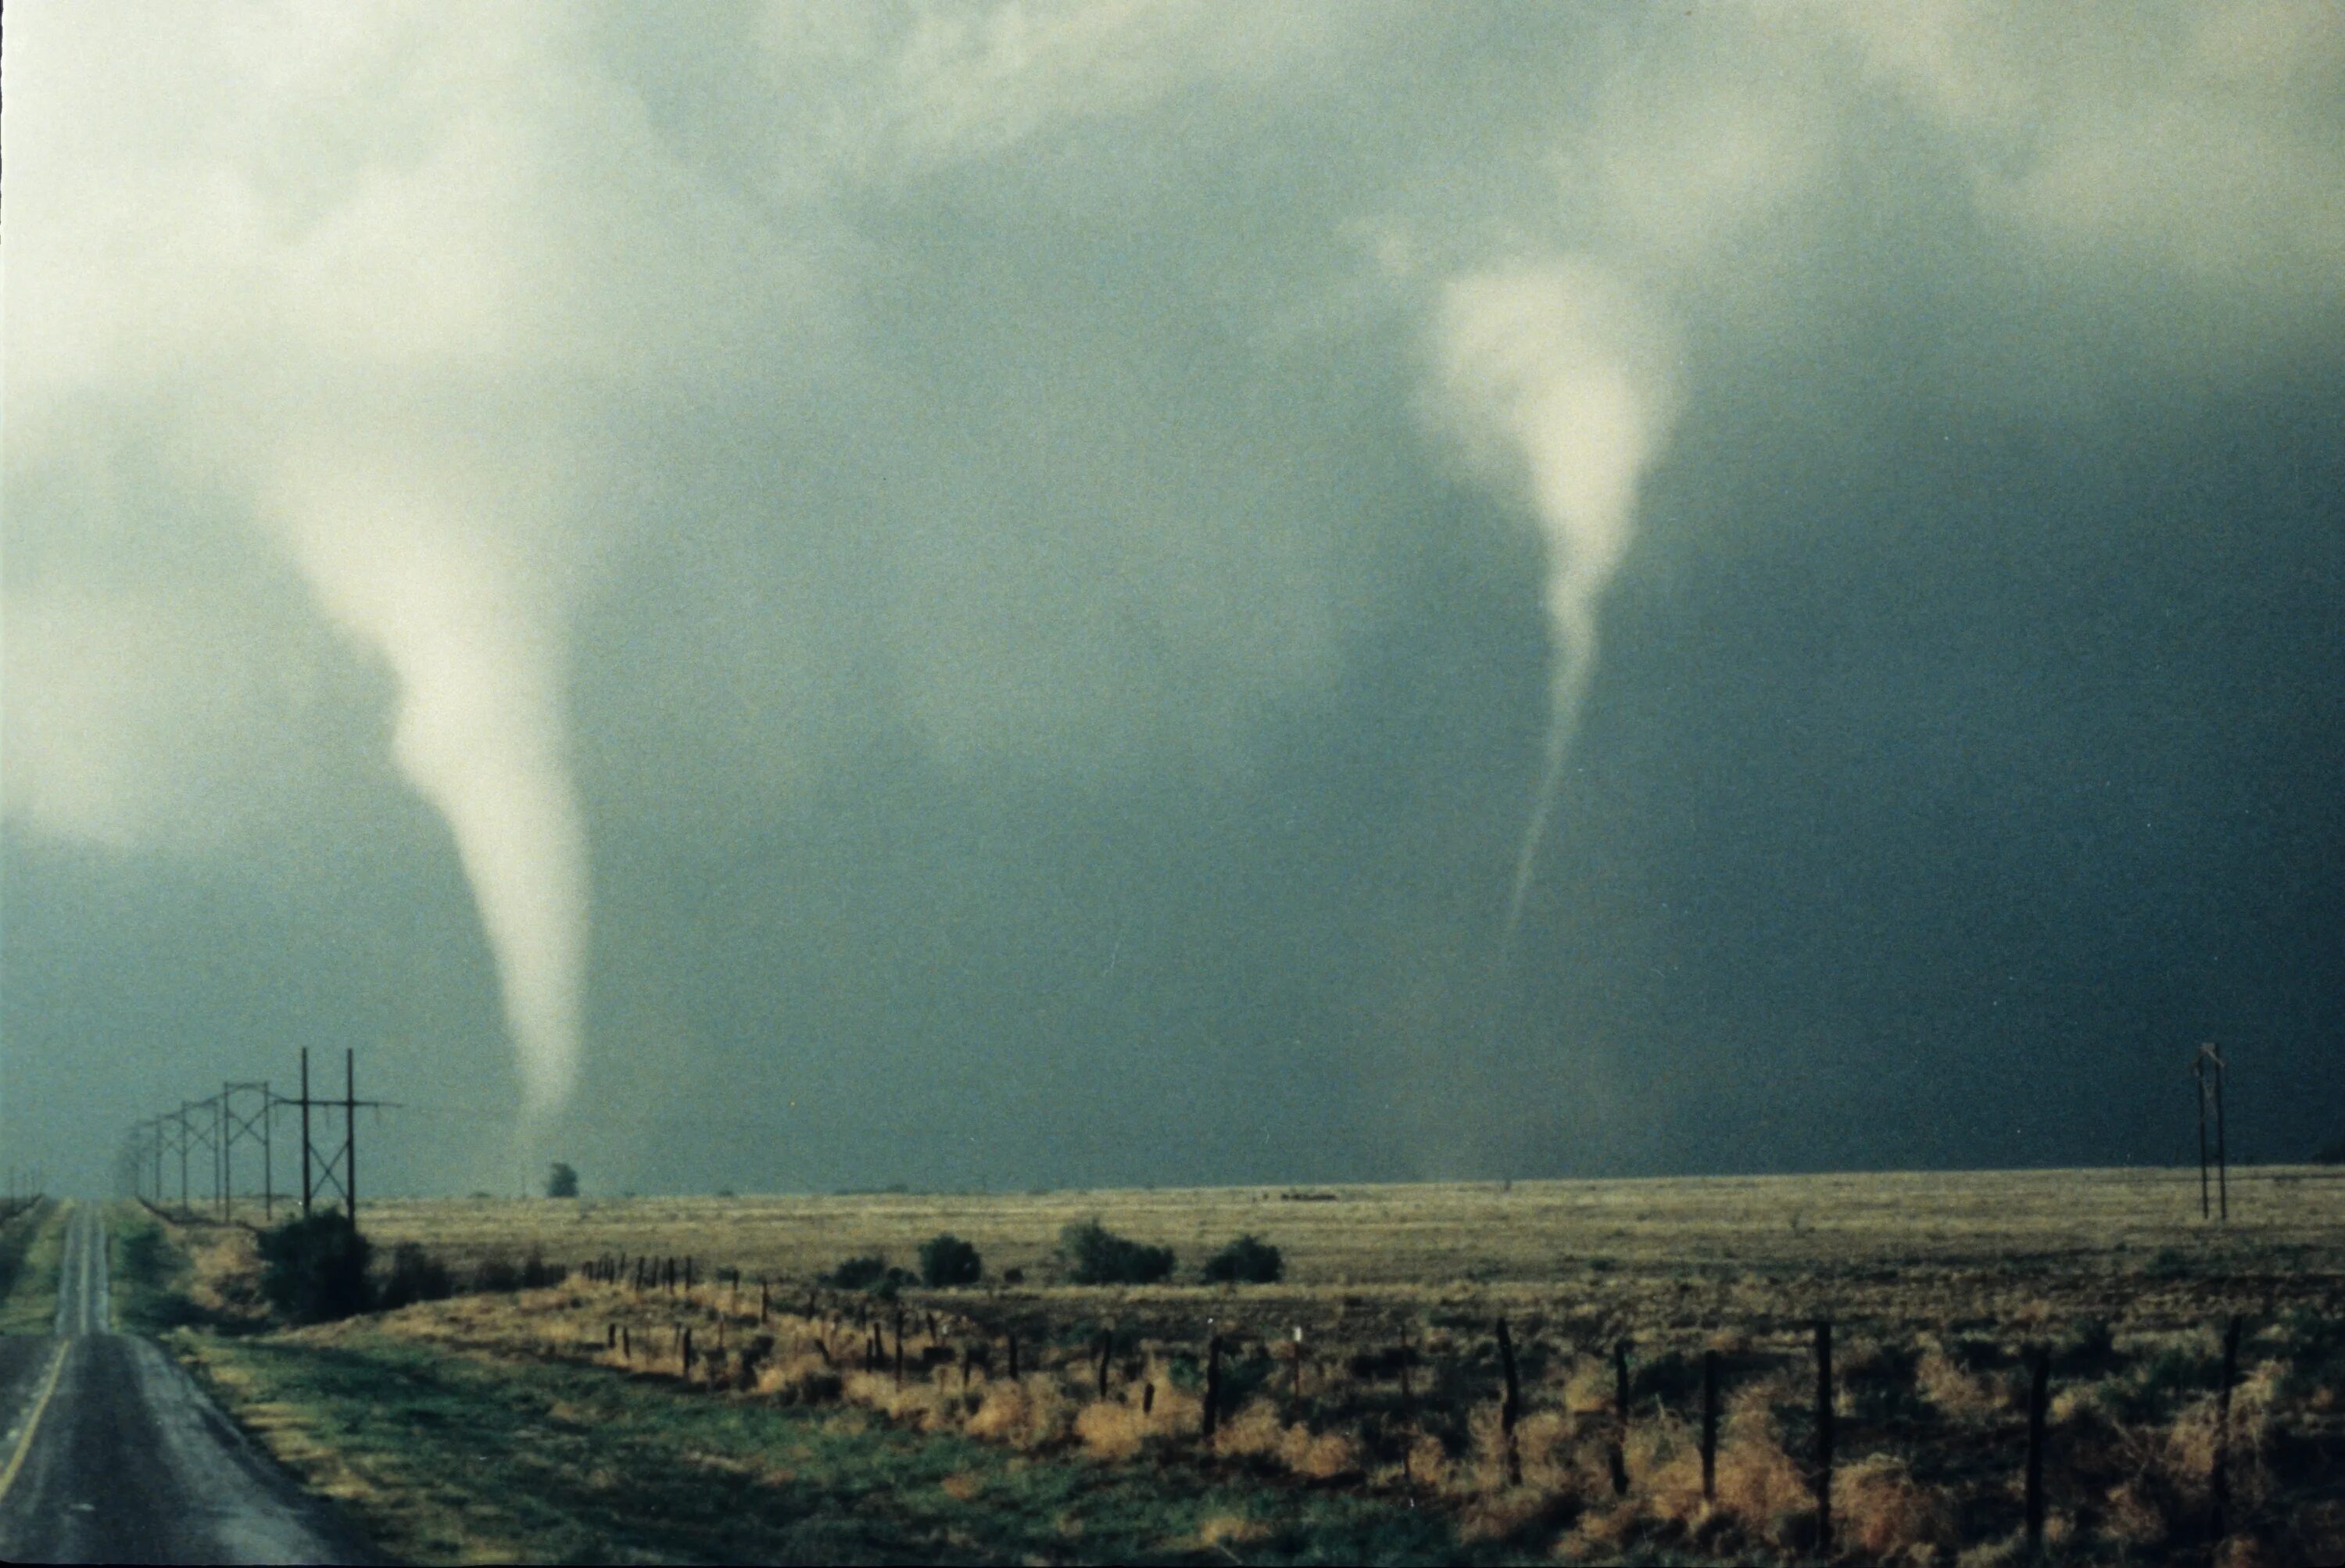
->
[177,1328,1474,1566]
[109,1205,202,1333]
[129,1170,2345,1563]
[0,1198,63,1334]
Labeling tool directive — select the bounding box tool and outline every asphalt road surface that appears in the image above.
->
[0,1202,381,1566]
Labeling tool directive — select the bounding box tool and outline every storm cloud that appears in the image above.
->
[6,2,2341,1194]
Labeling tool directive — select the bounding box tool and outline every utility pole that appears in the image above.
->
[280,1048,396,1219]
[220,1083,273,1222]
[2194,1044,2230,1223]
[299,1050,313,1214]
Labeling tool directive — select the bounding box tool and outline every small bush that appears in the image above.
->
[378,1242,455,1310]
[824,1255,912,1295]
[470,1246,567,1294]
[1201,1233,1283,1285]
[1060,1220,1175,1286]
[918,1233,983,1287]
[256,1211,373,1324]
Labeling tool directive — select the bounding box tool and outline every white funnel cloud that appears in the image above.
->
[1434,260,1677,947]
[266,443,589,1123]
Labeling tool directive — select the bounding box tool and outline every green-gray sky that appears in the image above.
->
[6,2,2342,1197]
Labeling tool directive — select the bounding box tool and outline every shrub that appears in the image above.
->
[1060,1219,1175,1286]
[546,1162,579,1198]
[918,1233,983,1287]
[1201,1233,1283,1285]
[378,1242,455,1310]
[256,1210,373,1324]
[471,1246,567,1294]
[823,1255,911,1295]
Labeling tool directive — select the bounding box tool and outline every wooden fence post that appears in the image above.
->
[2025,1345,2050,1553]
[893,1309,906,1384]
[682,1325,693,1380]
[1813,1322,1835,1556]
[1097,1331,1113,1399]
[1495,1318,1523,1485]
[1008,1331,1020,1380]
[2214,1315,2242,1543]
[1203,1333,1223,1443]
[1701,1348,1720,1503]
[1609,1339,1632,1497]
[621,1326,632,1361]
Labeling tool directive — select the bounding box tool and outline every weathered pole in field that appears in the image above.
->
[1701,1348,1720,1502]
[2213,1315,2242,1543]
[1813,1322,1835,1555]
[1495,1319,1523,1485]
[2025,1346,2050,1552]
[1202,1333,1223,1443]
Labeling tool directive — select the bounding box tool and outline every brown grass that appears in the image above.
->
[1838,1453,1955,1560]
[164,1165,2345,1566]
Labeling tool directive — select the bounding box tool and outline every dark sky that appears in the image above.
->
[6,3,2342,1197]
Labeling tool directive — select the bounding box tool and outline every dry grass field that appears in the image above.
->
[149,1168,2345,1563]
[355,1165,2345,1337]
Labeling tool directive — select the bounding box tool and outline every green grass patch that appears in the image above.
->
[0,1200,65,1334]
[109,1204,213,1334]
[177,1330,1484,1566]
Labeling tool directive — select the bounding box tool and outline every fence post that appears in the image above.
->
[1008,1331,1020,1380]
[1813,1322,1835,1555]
[622,1325,632,1361]
[1495,1318,1522,1485]
[1609,1338,1632,1496]
[1701,1348,1720,1503]
[894,1308,906,1384]
[682,1325,693,1380]
[1097,1331,1113,1399]
[2025,1345,2050,1553]
[1203,1333,1223,1443]
[2214,1315,2241,1543]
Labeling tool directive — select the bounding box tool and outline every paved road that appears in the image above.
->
[0,1203,381,1566]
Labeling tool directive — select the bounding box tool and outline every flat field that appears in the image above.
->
[161,1169,2345,1564]
[357,1165,2345,1341]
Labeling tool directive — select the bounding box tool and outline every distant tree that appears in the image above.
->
[918,1233,983,1287]
[1060,1219,1174,1286]
[546,1162,579,1198]
[1201,1233,1283,1285]
[2317,1137,2345,1165]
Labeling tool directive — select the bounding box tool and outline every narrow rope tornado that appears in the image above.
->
[1434,260,1677,957]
